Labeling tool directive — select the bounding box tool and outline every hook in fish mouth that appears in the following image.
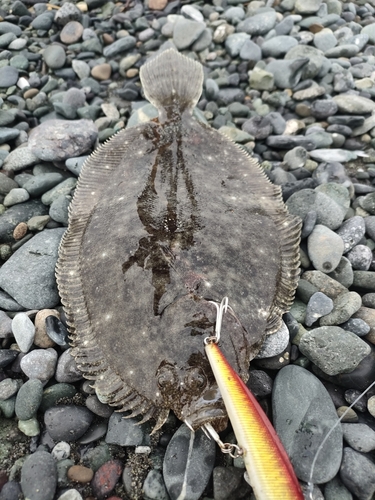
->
[184,407,228,433]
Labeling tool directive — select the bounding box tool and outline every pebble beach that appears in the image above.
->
[2,0,375,498]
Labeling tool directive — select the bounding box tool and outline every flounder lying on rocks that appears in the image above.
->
[56,49,301,433]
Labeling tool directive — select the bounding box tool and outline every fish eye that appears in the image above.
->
[186,368,206,389]
[157,368,176,389]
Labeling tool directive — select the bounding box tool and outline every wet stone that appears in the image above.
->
[247,369,273,398]
[305,292,334,326]
[142,469,169,500]
[320,291,362,326]
[163,424,216,500]
[105,413,150,446]
[307,224,344,273]
[344,389,367,413]
[255,321,289,358]
[55,348,83,383]
[327,257,353,289]
[15,379,43,420]
[346,245,372,271]
[0,349,18,368]
[340,318,370,337]
[0,228,65,309]
[213,466,251,500]
[340,447,375,500]
[299,326,371,375]
[44,406,94,442]
[45,315,68,347]
[20,349,58,382]
[39,383,77,413]
[337,216,366,253]
[51,441,71,461]
[91,460,122,499]
[273,365,342,483]
[20,451,57,500]
[0,378,22,400]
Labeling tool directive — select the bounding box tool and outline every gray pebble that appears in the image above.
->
[353,271,375,291]
[299,326,371,375]
[21,451,57,500]
[286,189,346,231]
[20,348,58,381]
[43,45,66,70]
[0,378,22,400]
[0,66,19,88]
[49,195,71,225]
[29,119,97,162]
[327,257,353,289]
[320,291,362,327]
[340,318,370,337]
[44,405,94,441]
[143,470,169,500]
[213,466,250,500]
[273,365,342,483]
[0,173,18,196]
[15,379,43,420]
[225,33,250,58]
[3,188,29,208]
[0,228,65,309]
[23,173,67,198]
[106,412,150,447]
[346,245,372,271]
[42,178,76,206]
[12,313,35,353]
[342,423,375,453]
[85,394,113,418]
[51,441,71,461]
[163,424,215,500]
[261,35,298,58]
[305,292,334,326]
[55,348,83,383]
[340,447,375,499]
[65,156,88,177]
[255,321,289,358]
[237,10,277,36]
[324,475,353,500]
[337,216,366,253]
[3,147,39,172]
[308,224,344,273]
[103,36,136,58]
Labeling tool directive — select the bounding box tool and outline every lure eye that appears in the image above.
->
[186,368,206,389]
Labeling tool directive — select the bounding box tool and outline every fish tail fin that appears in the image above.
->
[140,48,203,121]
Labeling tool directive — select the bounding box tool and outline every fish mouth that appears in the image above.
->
[184,407,228,433]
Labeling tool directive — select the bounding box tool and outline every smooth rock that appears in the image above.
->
[342,423,375,453]
[305,292,334,326]
[11,313,35,353]
[333,94,375,114]
[320,292,362,326]
[44,406,94,442]
[20,451,57,500]
[299,326,371,375]
[163,424,215,500]
[142,470,169,500]
[327,257,354,289]
[43,45,66,70]
[105,413,149,447]
[20,349,58,382]
[337,216,366,253]
[255,321,289,358]
[346,245,372,271]
[0,228,65,309]
[340,447,375,499]
[29,120,97,162]
[273,365,342,483]
[307,224,344,273]
[91,460,122,499]
[237,11,277,36]
[55,348,82,383]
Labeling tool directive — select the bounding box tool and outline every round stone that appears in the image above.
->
[34,309,59,348]
[305,292,334,326]
[91,63,112,81]
[12,313,35,353]
[346,245,372,271]
[0,66,19,88]
[20,349,58,382]
[307,224,344,273]
[52,441,71,460]
[43,45,66,70]
[15,379,43,420]
[20,451,57,500]
[3,188,30,207]
[44,406,94,441]
[67,465,94,483]
[60,21,84,44]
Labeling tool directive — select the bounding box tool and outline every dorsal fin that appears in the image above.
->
[140,48,203,122]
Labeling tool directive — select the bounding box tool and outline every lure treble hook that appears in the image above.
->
[205,296,230,344]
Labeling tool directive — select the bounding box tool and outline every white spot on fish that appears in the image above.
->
[118,197,124,201]
[105,314,111,320]
[102,253,107,258]
[91,191,95,195]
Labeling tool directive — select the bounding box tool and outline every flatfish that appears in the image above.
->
[56,49,301,432]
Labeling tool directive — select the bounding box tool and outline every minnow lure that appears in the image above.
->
[204,298,303,500]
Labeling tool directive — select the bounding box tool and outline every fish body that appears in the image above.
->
[56,49,301,431]
[205,340,303,500]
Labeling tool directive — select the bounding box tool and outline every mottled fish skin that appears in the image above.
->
[56,49,301,432]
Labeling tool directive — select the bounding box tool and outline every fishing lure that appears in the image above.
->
[204,298,304,500]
